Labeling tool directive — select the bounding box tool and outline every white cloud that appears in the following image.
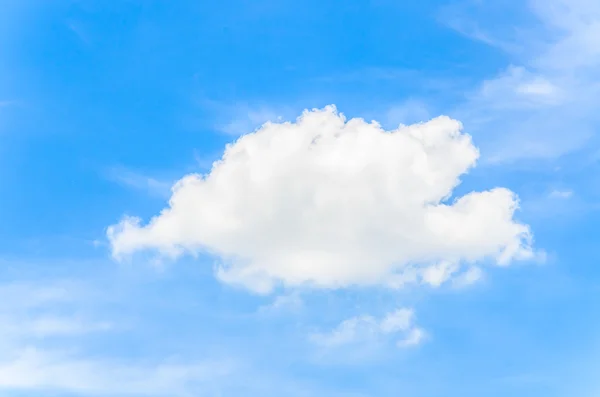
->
[397,327,425,347]
[477,66,563,107]
[0,282,73,309]
[104,166,173,198]
[0,281,231,396]
[549,189,573,199]
[0,282,102,350]
[447,0,600,162]
[515,78,558,97]
[310,308,424,348]
[1,315,111,340]
[530,0,600,71]
[0,348,231,396]
[108,106,534,293]
[452,266,484,288]
[520,187,583,221]
[379,308,414,334]
[421,260,459,287]
[258,292,303,313]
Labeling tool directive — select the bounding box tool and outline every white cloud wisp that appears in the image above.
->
[446,0,600,162]
[0,281,231,396]
[310,308,425,348]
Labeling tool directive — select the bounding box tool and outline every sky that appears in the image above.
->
[1,0,600,396]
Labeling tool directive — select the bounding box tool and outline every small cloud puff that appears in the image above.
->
[310,308,425,348]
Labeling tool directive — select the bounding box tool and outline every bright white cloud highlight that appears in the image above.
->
[310,308,424,348]
[108,106,533,293]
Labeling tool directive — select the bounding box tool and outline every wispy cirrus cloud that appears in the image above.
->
[443,0,600,162]
[103,166,173,199]
[0,349,232,397]
[0,280,233,397]
[193,97,296,136]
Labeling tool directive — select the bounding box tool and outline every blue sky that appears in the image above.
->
[1,0,600,396]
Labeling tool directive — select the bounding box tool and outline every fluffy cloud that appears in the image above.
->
[310,308,424,348]
[108,106,533,293]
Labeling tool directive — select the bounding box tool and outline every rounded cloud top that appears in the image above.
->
[107,106,534,293]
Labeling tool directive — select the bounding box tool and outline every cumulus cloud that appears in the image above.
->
[310,308,424,348]
[108,106,534,293]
